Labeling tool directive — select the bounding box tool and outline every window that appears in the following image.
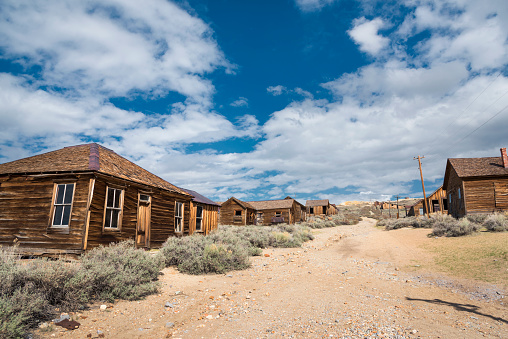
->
[309,207,314,214]
[104,187,124,230]
[458,188,461,199]
[51,183,75,227]
[175,202,184,232]
[419,208,424,215]
[234,210,242,216]
[139,194,150,203]
[275,211,282,217]
[196,205,203,231]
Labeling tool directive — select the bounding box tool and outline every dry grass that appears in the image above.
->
[423,231,508,287]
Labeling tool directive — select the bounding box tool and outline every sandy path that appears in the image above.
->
[38,218,507,338]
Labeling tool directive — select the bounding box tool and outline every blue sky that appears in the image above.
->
[1,0,508,203]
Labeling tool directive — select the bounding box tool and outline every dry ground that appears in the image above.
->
[37,218,507,338]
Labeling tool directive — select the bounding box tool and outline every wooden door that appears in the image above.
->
[136,194,151,248]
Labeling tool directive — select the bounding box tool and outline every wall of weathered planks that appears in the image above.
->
[188,202,219,235]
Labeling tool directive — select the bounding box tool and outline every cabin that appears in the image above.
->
[443,148,508,218]
[246,197,307,225]
[408,186,448,217]
[0,143,194,256]
[306,199,332,216]
[218,197,256,225]
[181,189,220,235]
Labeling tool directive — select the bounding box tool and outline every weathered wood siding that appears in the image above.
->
[86,175,192,250]
[255,209,291,226]
[0,174,91,253]
[307,205,329,216]
[460,177,508,216]
[219,200,248,225]
[189,202,219,235]
[446,167,466,218]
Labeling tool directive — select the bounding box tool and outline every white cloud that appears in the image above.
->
[0,0,229,102]
[348,17,390,56]
[230,97,249,107]
[267,85,287,96]
[294,0,337,12]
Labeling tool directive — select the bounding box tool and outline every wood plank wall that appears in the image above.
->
[188,202,219,235]
[0,174,91,251]
[219,200,248,225]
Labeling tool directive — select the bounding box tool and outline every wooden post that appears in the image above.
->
[414,155,430,217]
[396,195,400,219]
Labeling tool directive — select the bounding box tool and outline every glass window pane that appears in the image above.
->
[64,184,74,204]
[53,205,63,225]
[196,206,203,218]
[62,205,71,226]
[111,210,119,228]
[113,189,121,208]
[196,219,202,230]
[55,184,65,204]
[107,188,115,207]
[105,209,112,228]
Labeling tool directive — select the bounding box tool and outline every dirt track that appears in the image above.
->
[38,218,507,338]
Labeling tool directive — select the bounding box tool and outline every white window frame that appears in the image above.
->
[175,201,184,233]
[50,183,75,228]
[195,205,203,232]
[103,187,124,231]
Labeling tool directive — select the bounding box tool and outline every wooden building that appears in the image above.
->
[246,197,306,225]
[443,148,508,218]
[408,186,448,217]
[0,143,194,256]
[181,189,219,235]
[306,199,333,216]
[218,197,256,225]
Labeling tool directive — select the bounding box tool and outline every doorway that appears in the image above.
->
[136,194,151,248]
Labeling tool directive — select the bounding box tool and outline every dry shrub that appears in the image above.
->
[431,217,481,237]
[483,213,508,232]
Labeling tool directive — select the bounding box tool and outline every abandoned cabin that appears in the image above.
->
[306,199,335,216]
[443,147,508,218]
[181,188,219,235]
[218,197,256,225]
[408,186,448,217]
[246,197,307,225]
[0,143,215,256]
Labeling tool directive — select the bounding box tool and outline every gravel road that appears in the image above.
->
[37,218,507,339]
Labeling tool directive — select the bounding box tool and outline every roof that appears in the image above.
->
[246,199,295,210]
[306,199,330,207]
[222,197,256,210]
[181,188,220,206]
[443,156,508,187]
[0,143,189,196]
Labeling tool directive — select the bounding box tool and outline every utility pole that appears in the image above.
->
[395,195,400,219]
[414,155,430,217]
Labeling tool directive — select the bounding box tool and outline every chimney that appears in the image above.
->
[501,148,508,168]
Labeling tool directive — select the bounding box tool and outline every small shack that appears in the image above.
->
[246,197,307,225]
[306,199,332,216]
[218,197,256,225]
[181,189,220,235]
[408,186,447,217]
[443,148,508,218]
[0,143,194,256]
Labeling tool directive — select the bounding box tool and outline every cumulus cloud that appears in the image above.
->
[0,0,230,101]
[267,85,287,96]
[230,97,249,107]
[294,0,337,12]
[348,17,390,56]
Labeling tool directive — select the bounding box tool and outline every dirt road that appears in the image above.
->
[38,218,507,338]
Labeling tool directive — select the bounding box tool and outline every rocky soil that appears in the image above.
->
[37,218,507,338]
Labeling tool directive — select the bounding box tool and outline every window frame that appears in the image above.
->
[103,186,124,232]
[195,205,203,232]
[49,182,76,228]
[274,211,282,218]
[175,201,184,233]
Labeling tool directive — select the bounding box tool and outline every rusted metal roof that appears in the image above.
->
[181,188,220,206]
[0,143,189,196]
[306,199,329,207]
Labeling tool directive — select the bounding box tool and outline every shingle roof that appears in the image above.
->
[181,188,220,206]
[306,199,329,207]
[222,197,256,210]
[0,143,189,195]
[448,157,508,177]
[246,199,294,210]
